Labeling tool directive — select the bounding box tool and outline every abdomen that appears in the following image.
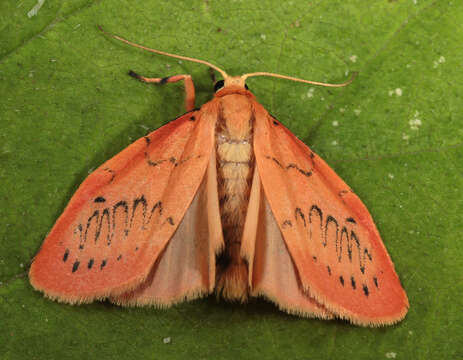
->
[215,94,254,301]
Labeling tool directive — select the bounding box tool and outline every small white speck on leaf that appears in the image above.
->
[354,108,361,116]
[163,337,171,344]
[20,263,24,268]
[339,107,345,113]
[402,133,410,141]
[409,111,422,130]
[331,140,338,146]
[433,56,446,68]
[409,330,413,335]
[27,0,45,18]
[307,88,314,98]
[409,119,422,130]
[349,55,358,63]
[389,88,403,97]
[413,0,417,4]
[385,352,397,359]
[260,34,266,40]
[388,173,394,179]
[332,121,339,127]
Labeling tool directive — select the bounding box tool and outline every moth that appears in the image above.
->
[29,28,409,326]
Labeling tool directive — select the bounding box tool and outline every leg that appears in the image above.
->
[129,71,196,112]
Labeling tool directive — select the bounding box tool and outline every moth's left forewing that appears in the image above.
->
[252,102,408,326]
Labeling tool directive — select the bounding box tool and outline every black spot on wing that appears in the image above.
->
[72,261,80,273]
[351,276,356,289]
[94,197,106,203]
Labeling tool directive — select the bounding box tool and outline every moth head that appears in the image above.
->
[215,77,249,92]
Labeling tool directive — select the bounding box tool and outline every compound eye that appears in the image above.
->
[214,80,225,92]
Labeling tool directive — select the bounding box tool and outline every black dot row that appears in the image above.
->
[326,264,379,298]
[63,248,124,273]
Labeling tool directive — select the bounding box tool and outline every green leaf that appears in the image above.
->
[1,0,462,359]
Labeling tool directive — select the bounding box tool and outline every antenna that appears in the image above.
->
[242,71,357,87]
[98,26,229,79]
[98,26,356,88]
